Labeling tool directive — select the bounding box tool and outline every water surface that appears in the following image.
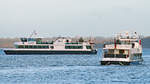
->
[0,48,150,84]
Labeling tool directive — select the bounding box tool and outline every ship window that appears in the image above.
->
[46,46,49,48]
[119,50,124,54]
[22,45,25,48]
[42,46,45,48]
[50,46,54,49]
[28,38,36,41]
[42,45,49,48]
[116,40,121,44]
[33,46,37,48]
[38,46,42,48]
[43,46,49,48]
[132,43,135,48]
[20,38,27,42]
[104,54,127,58]
[65,46,83,49]
[86,46,91,49]
[108,49,114,54]
[16,45,19,48]
[25,45,28,48]
[17,45,49,49]
[15,45,18,48]
[17,45,24,48]
[29,45,32,48]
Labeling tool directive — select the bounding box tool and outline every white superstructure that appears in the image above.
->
[13,37,95,51]
[4,37,97,55]
[101,31,143,65]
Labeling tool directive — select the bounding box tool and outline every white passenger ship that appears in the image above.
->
[3,36,97,55]
[100,31,143,65]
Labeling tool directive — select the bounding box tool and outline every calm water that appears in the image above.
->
[0,48,150,84]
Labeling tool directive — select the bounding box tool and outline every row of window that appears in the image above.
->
[86,46,92,49]
[16,45,91,49]
[104,54,127,58]
[65,46,83,49]
[37,42,54,44]
[65,42,81,44]
[104,49,126,54]
[65,46,92,49]
[16,45,50,49]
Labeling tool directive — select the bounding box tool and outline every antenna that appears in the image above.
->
[89,36,95,44]
[29,30,37,38]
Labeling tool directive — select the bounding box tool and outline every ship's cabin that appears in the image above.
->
[14,37,94,50]
[103,49,130,58]
[103,31,142,58]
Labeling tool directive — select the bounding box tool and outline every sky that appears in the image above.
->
[0,0,150,38]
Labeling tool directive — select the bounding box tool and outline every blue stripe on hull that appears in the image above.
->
[4,50,97,55]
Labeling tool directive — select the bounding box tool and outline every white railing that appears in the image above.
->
[117,45,132,49]
[104,44,132,49]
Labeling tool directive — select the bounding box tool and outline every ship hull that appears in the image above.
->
[100,61,130,65]
[4,50,97,55]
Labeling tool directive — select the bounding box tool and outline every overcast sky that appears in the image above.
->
[0,0,150,38]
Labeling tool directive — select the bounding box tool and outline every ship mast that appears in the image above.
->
[29,30,37,38]
[89,36,95,50]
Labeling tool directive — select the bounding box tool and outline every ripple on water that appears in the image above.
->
[0,48,149,84]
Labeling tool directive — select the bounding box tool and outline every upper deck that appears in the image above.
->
[103,31,142,50]
[12,37,95,50]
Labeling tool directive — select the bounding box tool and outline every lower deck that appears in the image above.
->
[101,53,143,65]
